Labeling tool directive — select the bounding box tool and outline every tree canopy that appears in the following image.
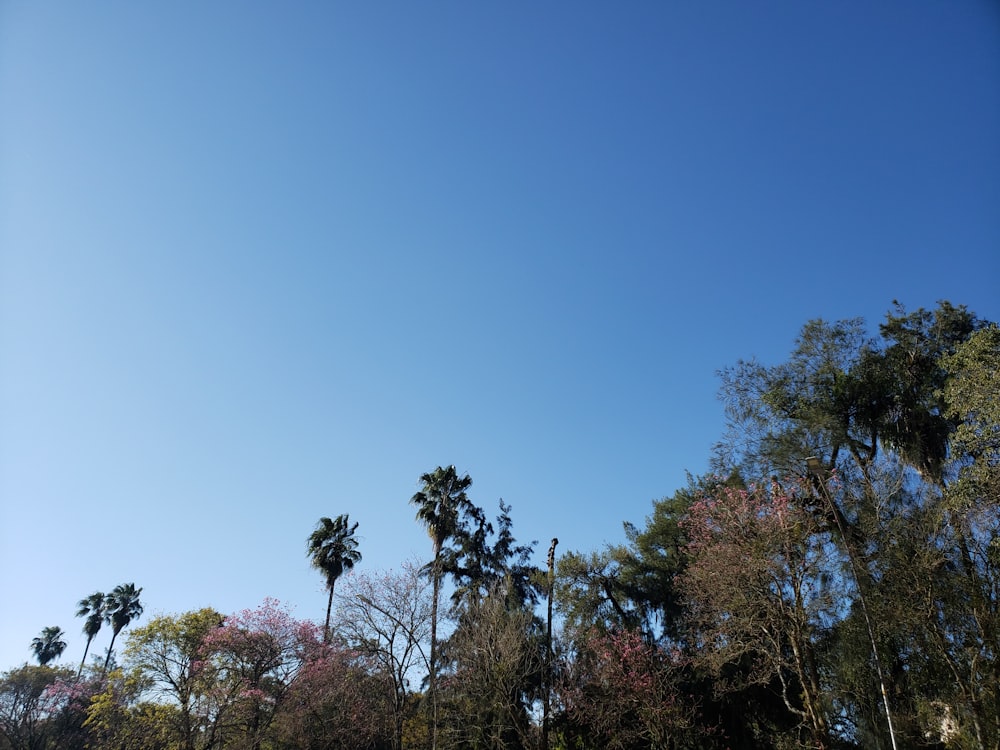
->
[7,300,998,750]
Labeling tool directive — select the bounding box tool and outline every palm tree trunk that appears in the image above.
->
[77,636,93,680]
[325,584,335,644]
[103,630,119,675]
[429,553,440,750]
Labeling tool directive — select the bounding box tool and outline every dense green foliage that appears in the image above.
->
[6,301,997,750]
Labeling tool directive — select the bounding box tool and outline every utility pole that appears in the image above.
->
[542,537,558,750]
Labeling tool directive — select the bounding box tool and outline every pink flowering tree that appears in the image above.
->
[558,627,703,750]
[678,480,840,748]
[271,647,394,750]
[200,599,324,750]
[0,665,95,750]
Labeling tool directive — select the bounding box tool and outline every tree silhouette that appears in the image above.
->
[306,514,362,643]
[102,583,143,674]
[31,626,66,666]
[75,591,105,678]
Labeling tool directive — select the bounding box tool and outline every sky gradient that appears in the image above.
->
[2,2,998,671]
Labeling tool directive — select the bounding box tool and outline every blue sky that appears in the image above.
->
[1,2,998,671]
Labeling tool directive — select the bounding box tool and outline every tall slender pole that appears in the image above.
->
[543,537,558,750]
[807,458,898,750]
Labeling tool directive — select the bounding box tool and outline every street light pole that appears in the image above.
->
[806,457,899,750]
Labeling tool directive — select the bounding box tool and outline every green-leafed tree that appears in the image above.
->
[711,301,992,747]
[84,668,174,750]
[433,496,542,750]
[76,592,105,678]
[0,664,85,750]
[917,323,1000,748]
[122,608,226,750]
[715,301,982,486]
[31,627,67,667]
[446,499,540,613]
[555,549,634,637]
[611,476,738,643]
[307,514,362,643]
[439,581,543,750]
[943,324,1000,507]
[874,300,980,484]
[102,583,144,675]
[556,475,737,645]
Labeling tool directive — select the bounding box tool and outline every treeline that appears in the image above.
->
[2,301,998,750]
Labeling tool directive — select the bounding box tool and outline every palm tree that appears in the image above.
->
[410,465,474,750]
[76,591,106,678]
[102,583,144,674]
[307,514,362,643]
[31,626,67,666]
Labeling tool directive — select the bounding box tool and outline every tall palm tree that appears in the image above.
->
[31,626,67,666]
[76,591,106,678]
[102,583,144,674]
[410,465,474,750]
[307,514,362,643]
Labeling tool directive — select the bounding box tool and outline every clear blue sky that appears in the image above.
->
[2,2,998,671]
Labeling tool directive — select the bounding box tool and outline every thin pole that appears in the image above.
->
[542,537,558,750]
